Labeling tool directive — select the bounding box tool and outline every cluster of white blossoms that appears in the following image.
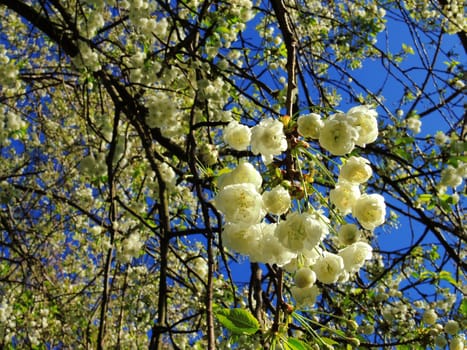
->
[223,118,287,164]
[0,47,18,88]
[406,116,422,134]
[145,91,184,137]
[438,162,466,192]
[330,156,386,231]
[215,161,295,265]
[215,107,385,308]
[297,105,378,155]
[119,232,144,263]
[0,111,27,145]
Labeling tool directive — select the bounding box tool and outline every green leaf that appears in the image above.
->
[394,136,414,146]
[320,337,338,346]
[216,308,259,335]
[215,26,231,34]
[418,194,432,203]
[402,43,415,55]
[284,338,311,350]
[439,270,457,286]
[459,298,467,316]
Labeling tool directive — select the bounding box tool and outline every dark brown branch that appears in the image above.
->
[270,0,298,116]
[0,0,79,57]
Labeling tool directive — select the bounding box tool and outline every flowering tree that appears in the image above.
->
[0,0,465,349]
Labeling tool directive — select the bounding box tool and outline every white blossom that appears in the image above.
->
[214,183,265,225]
[450,336,464,350]
[338,241,372,274]
[422,309,438,325]
[275,211,328,253]
[291,285,320,307]
[297,113,323,139]
[191,257,208,280]
[330,181,361,215]
[283,247,322,273]
[145,91,181,136]
[444,320,460,335]
[352,193,386,230]
[250,118,287,164]
[435,335,448,348]
[251,223,296,266]
[346,105,379,147]
[456,162,467,178]
[159,162,176,188]
[313,252,345,284]
[339,156,373,184]
[319,114,359,155]
[217,162,262,191]
[222,222,262,256]
[338,223,362,246]
[435,131,449,145]
[262,185,291,215]
[5,111,26,131]
[407,116,422,134]
[223,120,251,151]
[121,233,144,262]
[294,267,316,288]
[439,165,463,189]
[199,143,218,166]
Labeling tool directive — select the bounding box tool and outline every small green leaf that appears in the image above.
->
[439,270,457,286]
[215,26,231,34]
[320,337,338,346]
[418,194,432,203]
[216,308,259,335]
[402,43,415,55]
[459,298,467,316]
[284,338,311,350]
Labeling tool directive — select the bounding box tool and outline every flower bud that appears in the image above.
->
[294,267,316,288]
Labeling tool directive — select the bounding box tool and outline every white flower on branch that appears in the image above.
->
[294,267,316,288]
[319,114,359,156]
[250,118,287,164]
[217,162,262,191]
[262,185,291,215]
[291,285,320,307]
[222,223,262,256]
[275,211,328,253]
[330,181,361,215]
[337,223,362,246]
[444,320,460,335]
[339,156,373,184]
[223,120,251,151]
[214,183,265,225]
[120,233,144,262]
[406,116,422,134]
[352,193,386,230]
[346,105,379,147]
[297,113,323,139]
[251,223,296,267]
[439,165,463,189]
[422,309,438,325]
[338,241,373,274]
[313,252,345,284]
